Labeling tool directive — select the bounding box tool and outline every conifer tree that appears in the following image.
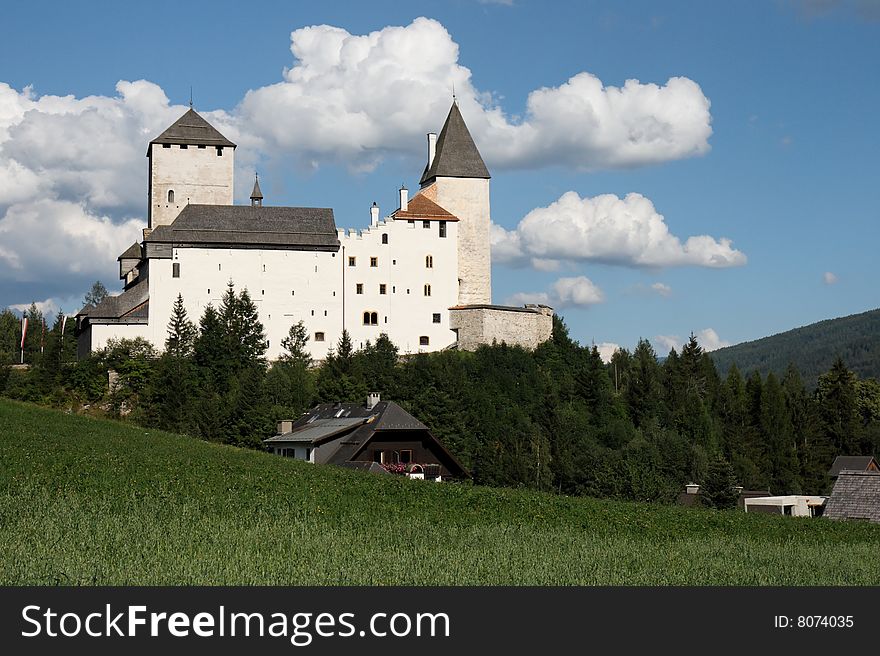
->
[701,455,740,510]
[165,294,197,358]
[83,280,109,307]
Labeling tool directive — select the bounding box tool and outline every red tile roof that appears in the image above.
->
[391,194,459,221]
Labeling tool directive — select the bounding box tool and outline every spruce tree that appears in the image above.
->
[165,294,197,358]
[701,455,740,510]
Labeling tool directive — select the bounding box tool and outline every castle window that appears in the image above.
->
[408,220,415,227]
[379,284,387,295]
[349,256,356,266]
[393,259,396,265]
[423,221,430,229]
[439,222,447,238]
[433,313,441,324]
[370,257,378,267]
[311,310,314,316]
[363,311,378,326]
[291,290,295,296]
[324,310,327,316]
[382,234,388,244]
[172,263,180,278]
[425,255,433,268]
[167,190,175,203]
[263,264,266,272]
[424,284,431,297]
[218,263,221,271]
[261,290,265,295]
[420,336,430,346]
[198,145,206,149]
[216,147,223,156]
[162,143,171,149]
[207,288,210,294]
[315,332,325,342]
[385,316,388,323]
[180,144,188,149]
[356,283,363,294]
[392,286,396,293]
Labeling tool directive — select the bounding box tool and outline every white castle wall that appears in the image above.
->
[338,210,459,354]
[147,247,342,361]
[149,143,234,228]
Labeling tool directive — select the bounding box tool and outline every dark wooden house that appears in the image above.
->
[827,455,879,478]
[264,394,468,480]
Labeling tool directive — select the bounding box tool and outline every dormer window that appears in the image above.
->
[167,190,174,203]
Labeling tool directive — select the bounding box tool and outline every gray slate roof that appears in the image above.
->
[145,204,339,250]
[828,455,879,477]
[823,471,880,522]
[118,241,142,261]
[264,417,366,444]
[420,102,490,185]
[77,277,149,322]
[150,109,236,149]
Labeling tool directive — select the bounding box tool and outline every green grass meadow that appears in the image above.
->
[2,398,880,585]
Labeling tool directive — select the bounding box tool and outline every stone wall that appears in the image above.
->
[449,304,553,351]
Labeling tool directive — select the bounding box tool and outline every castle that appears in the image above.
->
[76,102,552,360]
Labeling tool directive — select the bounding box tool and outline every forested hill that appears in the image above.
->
[710,307,880,387]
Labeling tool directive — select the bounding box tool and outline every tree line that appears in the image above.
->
[2,283,879,505]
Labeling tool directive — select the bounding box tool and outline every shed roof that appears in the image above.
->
[77,277,149,321]
[149,108,236,150]
[145,204,339,250]
[823,471,880,522]
[419,102,490,185]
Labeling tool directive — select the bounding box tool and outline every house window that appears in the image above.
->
[315,332,325,342]
[349,256,356,266]
[420,336,430,346]
[423,220,430,229]
[370,257,378,267]
[424,284,431,297]
[305,448,312,462]
[363,311,378,326]
[216,147,223,156]
[433,313,441,324]
[356,283,363,294]
[400,450,413,464]
[172,262,180,278]
[379,284,387,295]
[373,450,383,463]
[439,222,447,238]
[167,189,175,203]
[425,255,433,268]
[382,234,388,244]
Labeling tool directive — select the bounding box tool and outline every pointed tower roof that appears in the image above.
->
[419,102,490,186]
[149,108,236,150]
[250,175,263,201]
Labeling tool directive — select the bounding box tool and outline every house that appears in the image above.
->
[742,495,827,517]
[676,483,772,509]
[264,393,468,481]
[827,455,879,478]
[823,471,880,523]
[76,101,552,360]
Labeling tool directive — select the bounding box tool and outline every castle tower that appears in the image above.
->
[419,102,492,305]
[147,108,236,229]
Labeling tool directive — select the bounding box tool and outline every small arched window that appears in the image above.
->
[371,312,378,325]
[167,189,175,203]
[363,311,371,325]
[382,234,388,244]
[425,255,433,268]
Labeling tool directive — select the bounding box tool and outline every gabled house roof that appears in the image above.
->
[823,471,880,522]
[266,400,469,477]
[149,108,236,151]
[419,102,490,185]
[117,241,142,261]
[828,455,879,477]
[145,204,339,250]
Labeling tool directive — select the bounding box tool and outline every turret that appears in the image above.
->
[250,173,263,207]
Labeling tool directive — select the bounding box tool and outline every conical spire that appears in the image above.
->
[250,173,263,207]
[419,102,490,186]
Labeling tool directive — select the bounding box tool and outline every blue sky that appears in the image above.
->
[1,0,878,356]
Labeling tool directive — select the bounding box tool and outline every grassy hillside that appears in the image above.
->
[2,398,880,585]
[710,307,880,386]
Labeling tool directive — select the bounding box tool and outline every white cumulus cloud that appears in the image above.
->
[823,271,838,285]
[238,18,712,171]
[506,275,604,308]
[492,191,746,270]
[653,328,730,354]
[595,342,621,363]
